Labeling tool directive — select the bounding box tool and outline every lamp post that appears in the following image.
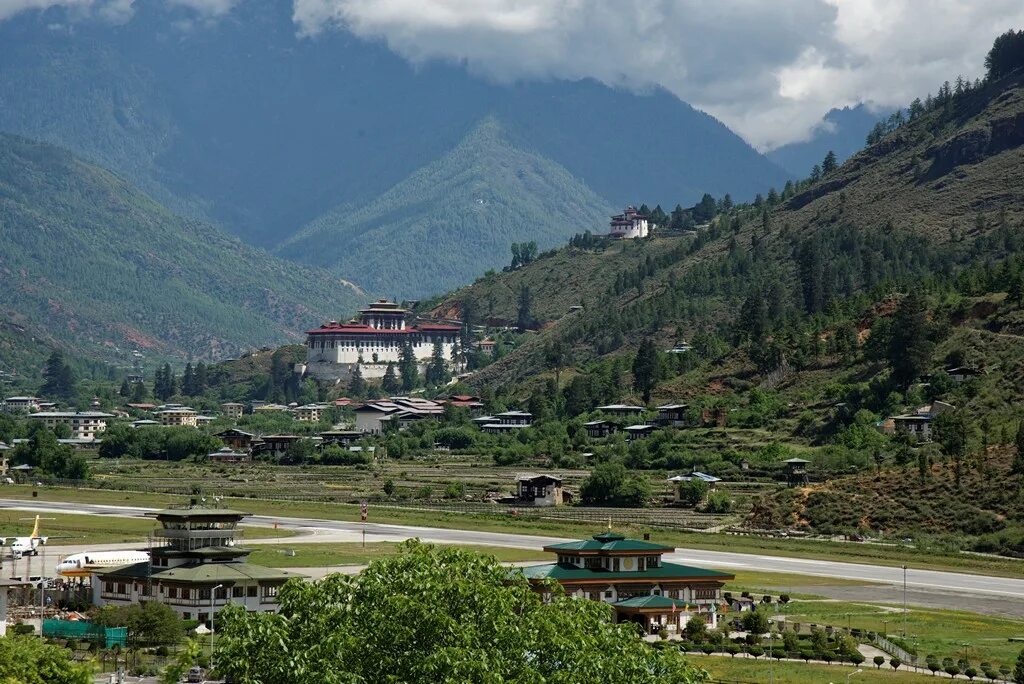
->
[846,667,863,683]
[210,584,223,672]
[767,619,774,684]
[902,565,907,637]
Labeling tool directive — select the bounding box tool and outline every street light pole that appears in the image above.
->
[847,667,863,683]
[902,565,907,637]
[210,584,223,672]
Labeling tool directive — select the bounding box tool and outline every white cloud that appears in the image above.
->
[0,0,238,24]
[292,0,1024,149]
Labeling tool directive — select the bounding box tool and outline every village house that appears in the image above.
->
[655,404,688,427]
[477,338,496,355]
[220,402,245,419]
[2,396,41,414]
[667,472,722,501]
[214,429,256,452]
[623,424,656,441]
[354,397,445,434]
[608,206,650,239]
[493,410,533,426]
[208,447,251,464]
[520,530,732,634]
[783,457,810,486]
[446,394,485,413]
[596,404,646,418]
[508,473,571,507]
[945,366,980,383]
[584,420,617,439]
[293,404,325,422]
[28,411,112,441]
[318,429,364,447]
[251,434,307,460]
[155,407,198,427]
[881,400,955,442]
[304,300,462,381]
[93,504,301,623]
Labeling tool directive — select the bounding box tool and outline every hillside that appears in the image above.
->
[0,0,788,276]
[766,104,884,177]
[0,134,364,363]
[279,119,613,298]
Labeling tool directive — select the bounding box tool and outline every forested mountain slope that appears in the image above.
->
[0,0,788,298]
[279,119,613,298]
[0,134,364,363]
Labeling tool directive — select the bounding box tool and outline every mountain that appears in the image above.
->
[0,134,364,363]
[767,105,885,177]
[278,118,614,298]
[430,70,1024,397]
[0,0,788,286]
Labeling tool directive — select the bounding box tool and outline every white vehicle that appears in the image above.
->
[56,550,150,578]
[1,515,49,557]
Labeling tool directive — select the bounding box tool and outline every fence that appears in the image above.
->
[42,619,127,648]
[870,633,918,667]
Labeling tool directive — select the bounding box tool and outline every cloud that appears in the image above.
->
[292,0,1024,149]
[0,0,238,24]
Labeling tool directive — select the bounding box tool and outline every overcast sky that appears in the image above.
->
[5,0,1024,149]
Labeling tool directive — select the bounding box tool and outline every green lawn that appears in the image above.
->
[4,485,1024,577]
[247,542,548,568]
[688,655,938,683]
[0,508,293,545]
[724,570,881,593]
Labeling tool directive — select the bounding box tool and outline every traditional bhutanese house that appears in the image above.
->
[447,394,485,414]
[471,415,496,428]
[130,419,160,429]
[608,206,650,239]
[481,422,528,435]
[655,404,688,427]
[28,411,113,441]
[596,404,646,417]
[477,338,496,354]
[214,428,255,452]
[945,366,980,383]
[667,472,722,500]
[92,504,302,624]
[886,400,955,443]
[207,447,250,464]
[195,415,216,427]
[155,407,198,427]
[353,402,403,434]
[293,404,324,422]
[584,420,617,439]
[782,457,810,486]
[520,531,732,634]
[623,424,655,441]
[220,402,245,419]
[319,429,364,446]
[514,473,571,507]
[494,410,534,426]
[252,434,305,459]
[333,397,354,408]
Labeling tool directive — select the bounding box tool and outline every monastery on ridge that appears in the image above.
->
[302,300,462,381]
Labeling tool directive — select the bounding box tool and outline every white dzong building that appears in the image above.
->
[304,300,462,381]
[608,206,650,239]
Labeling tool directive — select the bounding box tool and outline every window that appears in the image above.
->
[167,587,178,599]
[262,585,279,598]
[232,586,244,598]
[183,612,191,620]
[116,583,127,594]
[247,586,258,598]
[198,588,212,600]
[584,557,603,570]
[103,581,114,593]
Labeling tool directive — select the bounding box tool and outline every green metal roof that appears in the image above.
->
[613,596,691,609]
[148,507,251,519]
[520,561,733,582]
[545,531,674,553]
[97,561,302,583]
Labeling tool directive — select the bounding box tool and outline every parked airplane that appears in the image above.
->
[0,515,51,557]
[56,550,150,578]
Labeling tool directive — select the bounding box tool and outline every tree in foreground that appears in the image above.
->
[0,634,91,684]
[216,541,706,684]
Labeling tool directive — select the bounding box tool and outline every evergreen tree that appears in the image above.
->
[181,363,195,396]
[119,379,131,397]
[130,381,148,403]
[888,291,934,387]
[40,350,76,400]
[348,364,365,397]
[1014,422,1024,476]
[517,286,534,332]
[399,342,418,391]
[194,362,208,394]
[382,362,400,394]
[985,29,1024,81]
[1013,646,1024,684]
[631,338,660,403]
[822,150,838,175]
[425,340,449,386]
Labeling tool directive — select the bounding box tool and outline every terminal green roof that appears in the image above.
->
[613,596,691,609]
[97,561,302,583]
[520,561,733,582]
[148,507,250,519]
[545,531,674,553]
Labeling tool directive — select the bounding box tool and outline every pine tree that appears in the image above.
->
[130,381,148,403]
[888,291,934,387]
[631,338,660,403]
[1014,423,1024,476]
[40,350,76,400]
[399,341,418,391]
[119,379,131,397]
[194,362,208,394]
[348,364,365,397]
[181,363,195,396]
[425,340,450,386]
[517,286,533,332]
[821,150,838,176]
[382,362,400,394]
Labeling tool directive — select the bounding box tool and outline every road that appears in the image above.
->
[4,498,1024,603]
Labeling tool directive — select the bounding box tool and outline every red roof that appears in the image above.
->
[306,322,460,335]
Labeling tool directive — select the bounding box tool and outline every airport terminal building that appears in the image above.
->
[92,504,301,624]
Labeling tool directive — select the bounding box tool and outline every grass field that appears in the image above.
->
[4,484,1023,578]
[724,570,880,593]
[688,655,938,683]
[0,509,293,545]
[247,542,548,568]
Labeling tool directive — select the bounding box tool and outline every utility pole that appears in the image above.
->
[210,584,223,673]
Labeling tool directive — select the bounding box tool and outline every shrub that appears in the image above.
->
[965,666,977,680]
[748,646,763,659]
[889,657,901,671]
[873,655,885,669]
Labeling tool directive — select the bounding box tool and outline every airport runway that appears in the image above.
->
[3,498,1023,603]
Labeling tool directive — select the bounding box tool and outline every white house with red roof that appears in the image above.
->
[305,300,461,381]
[608,206,650,239]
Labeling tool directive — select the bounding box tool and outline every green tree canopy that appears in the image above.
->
[39,350,76,400]
[216,542,706,684]
[0,634,92,684]
[580,461,652,507]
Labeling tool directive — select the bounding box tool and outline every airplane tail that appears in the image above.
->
[30,514,40,539]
